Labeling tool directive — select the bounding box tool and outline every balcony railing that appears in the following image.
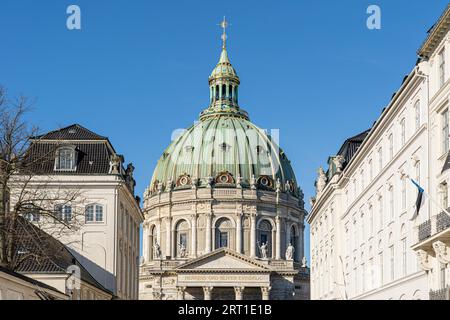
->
[418,220,431,242]
[436,211,450,233]
[430,287,450,300]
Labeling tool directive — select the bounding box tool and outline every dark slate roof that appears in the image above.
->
[0,265,65,299]
[34,124,108,141]
[26,140,113,175]
[14,217,112,296]
[336,129,370,165]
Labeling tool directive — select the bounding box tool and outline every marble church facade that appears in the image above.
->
[138,19,310,300]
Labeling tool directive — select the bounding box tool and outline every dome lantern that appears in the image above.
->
[201,17,248,121]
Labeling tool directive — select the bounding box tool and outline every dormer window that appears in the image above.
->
[55,147,77,171]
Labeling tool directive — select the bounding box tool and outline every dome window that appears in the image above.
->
[185,146,194,153]
[216,171,234,184]
[257,175,273,188]
[219,142,230,152]
[256,145,264,154]
[176,174,191,187]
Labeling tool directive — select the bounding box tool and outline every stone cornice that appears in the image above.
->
[418,4,450,59]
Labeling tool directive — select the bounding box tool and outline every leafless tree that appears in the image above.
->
[0,86,85,270]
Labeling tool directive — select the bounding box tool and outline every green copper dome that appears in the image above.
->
[149,36,300,196]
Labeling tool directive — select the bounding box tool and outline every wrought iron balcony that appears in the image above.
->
[429,287,450,300]
[436,211,450,233]
[418,220,431,242]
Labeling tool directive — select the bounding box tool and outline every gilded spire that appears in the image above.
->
[219,16,228,49]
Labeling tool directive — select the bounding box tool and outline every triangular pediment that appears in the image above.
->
[176,248,269,271]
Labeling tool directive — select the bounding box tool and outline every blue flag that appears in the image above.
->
[410,179,424,221]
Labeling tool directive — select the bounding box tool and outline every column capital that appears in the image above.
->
[261,286,271,300]
[234,286,245,293]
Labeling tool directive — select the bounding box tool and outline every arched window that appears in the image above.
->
[257,219,273,258]
[400,118,406,147]
[55,147,77,171]
[175,220,189,257]
[414,100,421,131]
[229,85,233,100]
[85,204,104,222]
[290,225,298,258]
[215,218,233,249]
[55,204,72,222]
[215,85,219,99]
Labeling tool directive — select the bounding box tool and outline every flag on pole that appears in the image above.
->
[409,178,425,221]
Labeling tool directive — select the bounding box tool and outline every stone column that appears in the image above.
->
[261,287,271,300]
[236,212,242,254]
[203,286,213,300]
[177,287,186,300]
[142,223,148,262]
[275,216,281,260]
[250,213,257,258]
[285,220,291,258]
[191,214,198,258]
[298,224,305,262]
[165,217,172,258]
[234,287,245,300]
[205,213,212,253]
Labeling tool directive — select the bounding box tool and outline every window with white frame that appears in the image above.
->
[400,119,406,147]
[378,147,383,171]
[389,186,394,221]
[401,238,407,277]
[379,196,383,229]
[379,252,384,286]
[389,245,395,281]
[439,48,446,88]
[415,160,421,184]
[414,100,421,131]
[440,182,448,209]
[369,205,374,236]
[442,109,449,154]
[401,177,407,212]
[55,147,77,171]
[55,204,72,222]
[361,170,365,190]
[85,204,104,222]
[388,134,394,160]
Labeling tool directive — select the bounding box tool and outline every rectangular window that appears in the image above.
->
[388,134,394,160]
[390,245,395,281]
[219,232,228,248]
[369,206,374,236]
[401,178,407,212]
[86,205,94,222]
[415,101,421,131]
[95,205,103,222]
[379,196,383,229]
[361,170,365,190]
[379,252,383,286]
[415,161,421,184]
[56,204,72,222]
[378,147,383,172]
[400,119,406,147]
[361,263,365,292]
[389,187,394,221]
[402,238,407,277]
[443,110,449,154]
[439,48,446,87]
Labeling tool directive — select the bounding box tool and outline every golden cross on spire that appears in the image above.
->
[218,16,229,49]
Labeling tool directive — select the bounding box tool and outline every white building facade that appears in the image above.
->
[308,5,450,300]
[11,124,143,300]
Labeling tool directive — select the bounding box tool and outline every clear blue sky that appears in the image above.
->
[1,0,448,261]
